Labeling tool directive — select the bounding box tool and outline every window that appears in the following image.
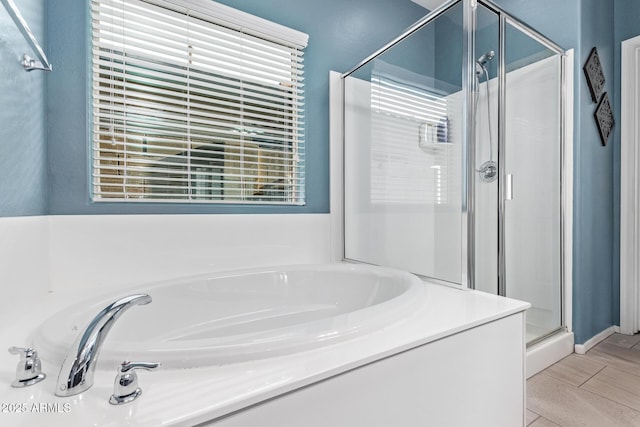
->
[91,0,308,204]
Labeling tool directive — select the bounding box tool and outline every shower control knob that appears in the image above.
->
[8,346,46,387]
[109,360,160,405]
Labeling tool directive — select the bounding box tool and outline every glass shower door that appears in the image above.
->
[503,20,563,343]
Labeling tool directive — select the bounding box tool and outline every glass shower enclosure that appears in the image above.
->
[341,0,566,345]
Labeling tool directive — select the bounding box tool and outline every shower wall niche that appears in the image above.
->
[341,0,567,346]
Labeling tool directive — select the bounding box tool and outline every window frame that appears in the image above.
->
[89,0,308,205]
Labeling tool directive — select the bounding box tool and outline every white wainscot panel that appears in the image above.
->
[48,214,331,292]
[0,216,49,305]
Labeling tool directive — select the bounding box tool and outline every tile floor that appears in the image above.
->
[527,333,640,426]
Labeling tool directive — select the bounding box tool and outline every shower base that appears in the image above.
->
[526,330,574,378]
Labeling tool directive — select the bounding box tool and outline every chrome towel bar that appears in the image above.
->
[1,0,52,71]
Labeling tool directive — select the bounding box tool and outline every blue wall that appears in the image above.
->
[575,0,615,344]
[0,0,47,216]
[45,0,426,215]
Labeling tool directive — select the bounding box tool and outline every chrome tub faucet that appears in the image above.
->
[55,294,152,397]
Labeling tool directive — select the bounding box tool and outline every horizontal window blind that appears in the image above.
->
[91,0,307,204]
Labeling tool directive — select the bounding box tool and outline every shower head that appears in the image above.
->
[476,50,495,66]
[475,50,495,78]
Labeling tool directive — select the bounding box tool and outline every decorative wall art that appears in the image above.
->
[583,47,605,103]
[583,46,614,146]
[594,92,614,146]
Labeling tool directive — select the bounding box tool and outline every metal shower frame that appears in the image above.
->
[341,0,568,335]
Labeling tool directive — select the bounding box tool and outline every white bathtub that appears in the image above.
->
[34,264,424,368]
[2,263,529,426]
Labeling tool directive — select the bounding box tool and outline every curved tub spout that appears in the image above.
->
[55,294,152,397]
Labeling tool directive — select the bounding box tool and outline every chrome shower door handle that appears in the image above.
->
[506,173,514,200]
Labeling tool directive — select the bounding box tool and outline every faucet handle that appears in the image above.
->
[120,361,160,372]
[8,346,46,387]
[109,360,160,405]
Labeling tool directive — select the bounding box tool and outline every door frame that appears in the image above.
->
[620,35,640,335]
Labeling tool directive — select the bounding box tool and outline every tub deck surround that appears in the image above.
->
[0,264,529,426]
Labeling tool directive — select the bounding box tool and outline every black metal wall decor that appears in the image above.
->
[594,92,614,146]
[584,46,614,146]
[583,47,605,103]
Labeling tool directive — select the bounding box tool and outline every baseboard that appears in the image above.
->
[574,326,617,355]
